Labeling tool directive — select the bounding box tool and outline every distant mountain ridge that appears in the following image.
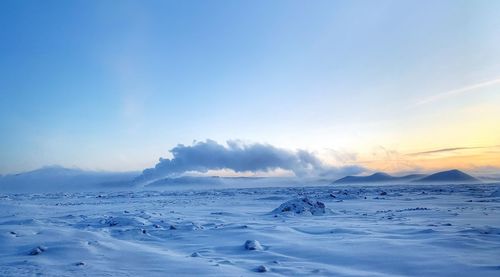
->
[333,169,479,184]
[1,166,484,193]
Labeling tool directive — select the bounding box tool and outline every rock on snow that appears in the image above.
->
[244,240,263,250]
[28,246,47,255]
[255,265,269,272]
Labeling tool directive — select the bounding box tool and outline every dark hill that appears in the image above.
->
[414,169,478,183]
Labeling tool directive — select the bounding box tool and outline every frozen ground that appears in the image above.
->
[1,183,500,276]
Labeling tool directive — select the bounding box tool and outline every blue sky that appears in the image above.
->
[1,0,500,174]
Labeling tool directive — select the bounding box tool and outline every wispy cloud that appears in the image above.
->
[416,77,500,106]
[407,145,500,156]
[355,146,420,173]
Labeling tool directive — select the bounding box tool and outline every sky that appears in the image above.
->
[1,0,500,176]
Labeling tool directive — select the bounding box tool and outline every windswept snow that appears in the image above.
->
[1,183,500,276]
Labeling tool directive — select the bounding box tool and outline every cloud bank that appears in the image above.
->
[137,140,364,181]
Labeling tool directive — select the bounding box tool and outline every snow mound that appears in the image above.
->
[77,216,150,229]
[329,190,359,200]
[272,197,327,215]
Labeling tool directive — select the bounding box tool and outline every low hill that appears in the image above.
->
[0,166,138,192]
[414,169,478,183]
